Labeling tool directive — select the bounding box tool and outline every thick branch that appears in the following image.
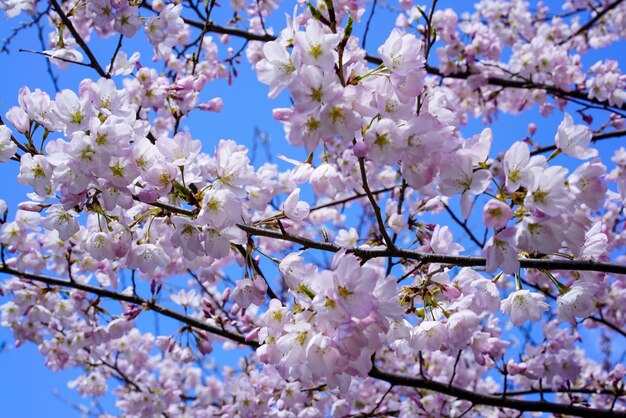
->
[0,265,256,348]
[2,267,624,417]
[237,223,626,275]
[369,366,626,418]
[173,10,626,112]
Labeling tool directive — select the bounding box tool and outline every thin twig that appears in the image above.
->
[49,0,108,77]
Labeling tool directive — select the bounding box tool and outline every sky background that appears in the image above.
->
[0,0,624,416]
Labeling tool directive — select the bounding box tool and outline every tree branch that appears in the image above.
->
[559,0,626,45]
[49,0,108,78]
[168,7,626,112]
[237,223,626,275]
[358,158,394,248]
[2,266,624,417]
[0,265,256,348]
[369,365,626,418]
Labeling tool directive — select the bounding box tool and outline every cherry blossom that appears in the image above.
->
[0,0,626,416]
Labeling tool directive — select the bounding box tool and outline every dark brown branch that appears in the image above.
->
[107,34,124,77]
[0,265,256,348]
[125,197,626,276]
[2,266,624,417]
[174,12,626,113]
[443,203,484,248]
[310,186,397,213]
[494,387,625,397]
[19,48,94,68]
[369,365,626,418]
[49,0,108,78]
[560,0,626,45]
[358,158,394,248]
[237,223,626,275]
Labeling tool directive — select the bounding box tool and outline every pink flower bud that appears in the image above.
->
[137,187,160,203]
[197,339,213,355]
[18,201,44,212]
[352,141,368,158]
[197,97,223,112]
[5,107,29,133]
[527,123,537,136]
[272,108,293,121]
[245,327,260,342]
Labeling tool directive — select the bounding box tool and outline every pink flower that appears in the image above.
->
[524,166,572,217]
[502,141,531,192]
[568,159,607,210]
[430,225,464,255]
[482,199,513,229]
[282,188,310,222]
[438,150,491,218]
[483,228,520,274]
[126,243,171,273]
[256,41,297,99]
[411,320,448,351]
[555,113,597,159]
[41,205,79,241]
[170,289,197,307]
[233,276,268,308]
[557,280,598,325]
[17,154,52,196]
[0,125,17,162]
[501,290,550,326]
[378,29,424,76]
[293,20,339,70]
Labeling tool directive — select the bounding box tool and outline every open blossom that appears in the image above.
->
[282,188,310,222]
[568,159,607,210]
[126,243,171,273]
[41,205,79,241]
[233,276,267,308]
[0,125,17,162]
[438,150,491,218]
[17,154,52,196]
[411,320,448,351]
[430,224,464,255]
[256,41,297,99]
[483,228,520,274]
[502,141,531,192]
[335,228,359,248]
[524,166,572,217]
[292,20,339,70]
[170,289,197,307]
[87,232,116,261]
[557,280,598,325]
[378,29,424,76]
[555,113,597,159]
[501,290,550,326]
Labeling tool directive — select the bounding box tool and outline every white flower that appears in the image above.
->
[282,188,310,222]
[171,289,197,307]
[557,280,598,325]
[501,290,550,326]
[0,125,17,162]
[41,205,79,241]
[555,113,597,159]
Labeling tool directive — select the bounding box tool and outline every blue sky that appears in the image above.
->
[0,1,625,416]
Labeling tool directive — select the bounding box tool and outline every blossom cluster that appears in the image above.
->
[1,0,626,416]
